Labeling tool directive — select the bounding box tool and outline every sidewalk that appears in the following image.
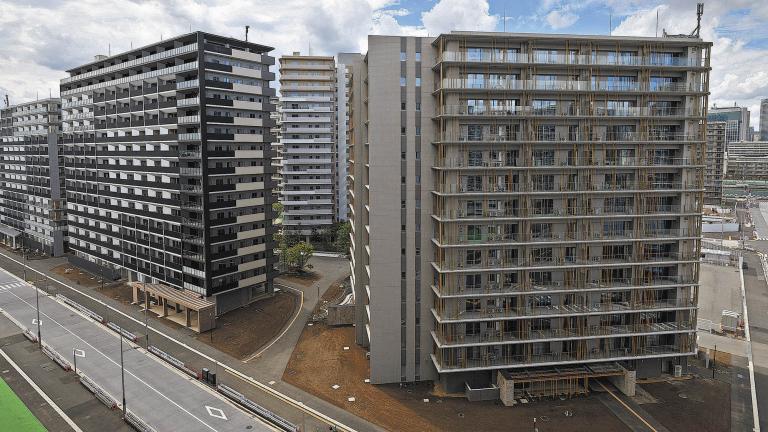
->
[0,250,381,432]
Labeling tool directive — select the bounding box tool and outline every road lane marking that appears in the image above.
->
[0,251,356,432]
[32,318,42,325]
[74,349,86,358]
[0,283,223,432]
[0,348,84,432]
[597,381,657,432]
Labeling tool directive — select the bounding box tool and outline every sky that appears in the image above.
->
[1,0,767,130]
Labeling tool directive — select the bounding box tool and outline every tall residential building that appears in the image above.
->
[278,54,347,237]
[0,98,66,256]
[349,32,710,393]
[705,121,726,204]
[59,32,277,316]
[708,105,750,145]
[760,98,768,141]
[270,96,283,201]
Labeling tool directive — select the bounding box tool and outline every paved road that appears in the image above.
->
[0,269,274,432]
[740,253,768,431]
[0,248,379,432]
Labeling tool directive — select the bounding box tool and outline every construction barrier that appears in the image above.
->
[147,346,200,379]
[125,410,157,432]
[22,329,37,343]
[41,344,71,371]
[80,375,117,410]
[217,384,299,432]
[106,322,139,342]
[56,294,104,323]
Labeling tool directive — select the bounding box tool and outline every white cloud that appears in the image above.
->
[421,0,498,34]
[545,9,579,29]
[612,2,768,131]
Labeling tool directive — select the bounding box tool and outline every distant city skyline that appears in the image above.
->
[1,0,767,129]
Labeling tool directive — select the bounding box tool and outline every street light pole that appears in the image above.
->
[120,330,126,417]
[34,281,41,349]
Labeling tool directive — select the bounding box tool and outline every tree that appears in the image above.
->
[334,222,351,255]
[272,202,284,221]
[285,241,314,273]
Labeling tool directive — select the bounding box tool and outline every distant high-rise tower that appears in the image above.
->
[760,98,768,141]
[708,105,750,145]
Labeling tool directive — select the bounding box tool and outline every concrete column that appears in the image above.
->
[175,303,181,313]
[185,308,191,327]
[132,285,139,305]
[161,297,168,317]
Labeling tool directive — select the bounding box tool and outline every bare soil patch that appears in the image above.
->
[283,324,631,432]
[196,291,299,359]
[51,264,104,288]
[276,272,320,287]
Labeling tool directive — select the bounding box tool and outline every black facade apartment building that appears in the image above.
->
[59,32,277,314]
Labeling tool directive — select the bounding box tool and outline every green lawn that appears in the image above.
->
[0,376,46,432]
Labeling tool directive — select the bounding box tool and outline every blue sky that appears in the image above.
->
[1,0,767,128]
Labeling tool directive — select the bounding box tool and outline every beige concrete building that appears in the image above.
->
[349,32,711,395]
[278,54,347,236]
[705,121,726,203]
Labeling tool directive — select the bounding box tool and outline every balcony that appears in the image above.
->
[433,321,694,347]
[438,78,701,93]
[433,345,689,372]
[438,51,703,68]
[178,133,201,141]
[433,299,695,323]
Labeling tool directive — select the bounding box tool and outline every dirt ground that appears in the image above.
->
[195,291,299,359]
[283,324,632,432]
[51,264,105,288]
[276,271,320,287]
[640,375,731,432]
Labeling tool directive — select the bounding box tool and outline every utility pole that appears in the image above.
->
[73,348,77,374]
[712,344,717,379]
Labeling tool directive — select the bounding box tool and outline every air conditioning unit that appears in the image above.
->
[673,365,682,377]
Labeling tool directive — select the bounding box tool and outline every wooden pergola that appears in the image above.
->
[130,282,216,332]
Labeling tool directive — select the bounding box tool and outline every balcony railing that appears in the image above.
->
[437,105,698,117]
[438,51,703,68]
[435,345,687,371]
[434,321,694,346]
[438,79,702,93]
[433,300,695,322]
[436,132,702,143]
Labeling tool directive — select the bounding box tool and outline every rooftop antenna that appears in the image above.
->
[609,13,612,36]
[655,8,659,37]
[4,94,9,108]
[690,3,704,38]
[308,40,311,56]
[503,6,506,32]
[108,43,111,56]
[245,25,250,42]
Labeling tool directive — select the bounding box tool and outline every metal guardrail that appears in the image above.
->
[106,322,139,342]
[42,343,72,371]
[56,294,104,323]
[148,345,200,379]
[218,384,299,432]
[125,410,157,432]
[80,375,118,409]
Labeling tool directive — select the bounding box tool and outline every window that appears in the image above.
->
[400,77,406,86]
[415,52,421,61]
[400,52,406,61]
[466,47,483,61]
[415,77,421,87]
